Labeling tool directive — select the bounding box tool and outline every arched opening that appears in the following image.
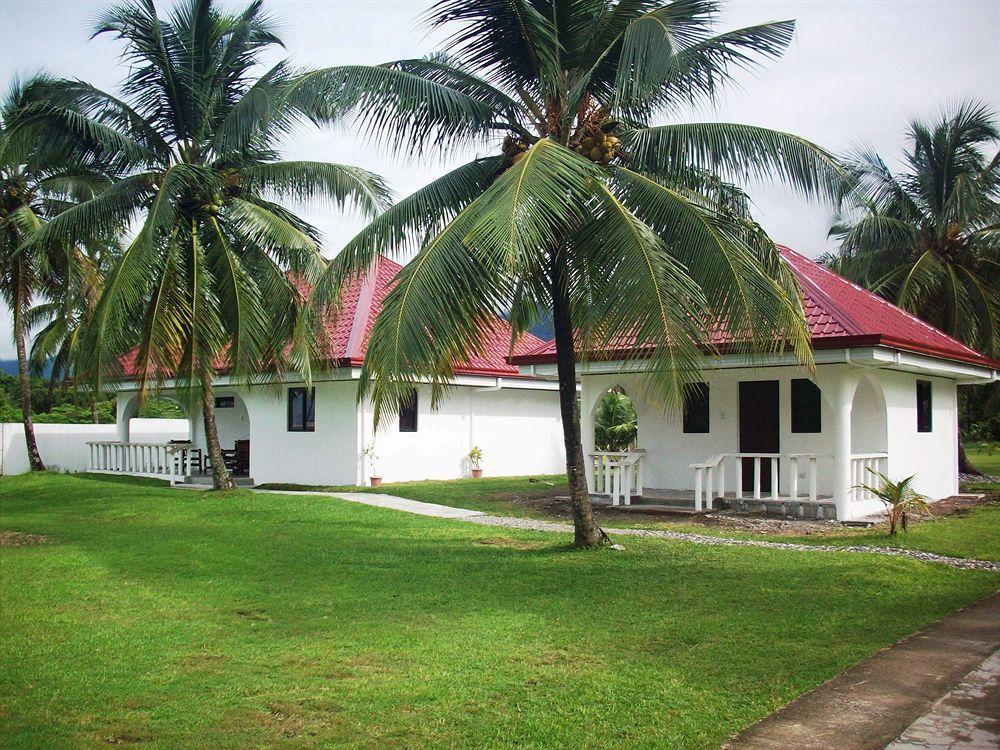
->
[211,393,251,477]
[850,375,888,455]
[593,385,638,452]
[118,394,190,443]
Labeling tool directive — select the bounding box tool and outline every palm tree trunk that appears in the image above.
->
[200,368,235,491]
[957,431,980,476]
[90,395,99,424]
[14,310,45,471]
[550,252,605,548]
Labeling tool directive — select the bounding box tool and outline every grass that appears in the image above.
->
[2,473,998,749]
[257,474,570,518]
[967,440,1000,476]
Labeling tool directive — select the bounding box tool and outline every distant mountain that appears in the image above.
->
[1,359,53,377]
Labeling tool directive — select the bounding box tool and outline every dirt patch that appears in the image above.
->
[234,608,271,622]
[0,530,53,547]
[926,494,998,517]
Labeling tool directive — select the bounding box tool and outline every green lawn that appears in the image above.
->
[2,474,998,749]
[967,441,1000,476]
[260,474,1000,561]
[258,474,570,518]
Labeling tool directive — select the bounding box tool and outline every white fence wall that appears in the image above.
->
[127,418,189,444]
[0,419,187,476]
[0,423,116,475]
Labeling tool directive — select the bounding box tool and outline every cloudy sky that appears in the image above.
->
[1,0,998,360]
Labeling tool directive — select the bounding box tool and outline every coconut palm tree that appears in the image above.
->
[27,242,111,422]
[594,388,637,452]
[30,0,390,489]
[1,74,112,471]
[299,0,847,546]
[826,103,999,475]
[827,102,999,357]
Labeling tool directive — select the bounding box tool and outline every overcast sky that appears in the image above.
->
[1,0,998,360]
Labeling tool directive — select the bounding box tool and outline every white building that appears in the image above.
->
[98,256,567,486]
[513,248,999,521]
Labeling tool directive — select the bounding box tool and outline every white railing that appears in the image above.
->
[589,451,644,506]
[87,441,193,485]
[690,453,831,512]
[850,453,888,502]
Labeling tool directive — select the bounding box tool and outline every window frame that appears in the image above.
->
[682,383,710,434]
[214,396,235,409]
[399,389,418,433]
[287,387,316,432]
[790,379,822,433]
[916,380,933,433]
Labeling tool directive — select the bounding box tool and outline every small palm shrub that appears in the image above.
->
[855,470,931,535]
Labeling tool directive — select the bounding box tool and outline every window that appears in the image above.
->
[683,383,709,433]
[215,396,235,409]
[287,387,315,432]
[399,389,418,432]
[791,379,822,433]
[916,380,932,432]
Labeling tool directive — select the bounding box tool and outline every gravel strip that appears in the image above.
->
[466,516,1000,572]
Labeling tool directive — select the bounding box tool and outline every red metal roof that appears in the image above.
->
[122,256,545,380]
[329,255,545,376]
[511,246,999,370]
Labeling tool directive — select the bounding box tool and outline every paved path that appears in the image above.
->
[252,489,486,520]
[247,489,1000,572]
[722,592,1000,750]
[885,649,999,749]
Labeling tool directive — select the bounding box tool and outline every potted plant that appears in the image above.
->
[364,443,381,487]
[469,446,484,479]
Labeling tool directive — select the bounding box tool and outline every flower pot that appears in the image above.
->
[471,469,483,479]
[370,476,382,487]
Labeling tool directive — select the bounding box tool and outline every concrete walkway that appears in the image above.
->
[722,592,1000,750]
[885,649,999,749]
[252,489,486,520]
[246,488,1000,572]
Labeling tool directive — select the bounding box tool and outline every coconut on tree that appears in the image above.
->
[29,0,389,489]
[298,0,847,546]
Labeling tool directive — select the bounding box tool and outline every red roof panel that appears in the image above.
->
[511,246,999,369]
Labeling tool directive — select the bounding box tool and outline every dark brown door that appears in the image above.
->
[739,381,779,491]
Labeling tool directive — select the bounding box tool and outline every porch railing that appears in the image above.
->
[589,451,644,506]
[690,453,831,512]
[850,453,888,502]
[87,441,192,485]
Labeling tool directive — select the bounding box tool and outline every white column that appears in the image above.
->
[831,373,856,521]
[581,380,596,494]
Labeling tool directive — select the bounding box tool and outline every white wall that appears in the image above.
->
[230,380,359,486]
[581,365,844,497]
[363,383,566,484]
[881,371,959,500]
[0,422,117,475]
[579,362,961,508]
[127,418,189,443]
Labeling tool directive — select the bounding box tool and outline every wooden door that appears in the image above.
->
[739,381,779,491]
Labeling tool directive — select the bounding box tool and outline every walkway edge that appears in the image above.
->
[721,591,1000,750]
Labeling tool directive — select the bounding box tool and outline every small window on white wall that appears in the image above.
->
[916,380,932,433]
[399,390,418,432]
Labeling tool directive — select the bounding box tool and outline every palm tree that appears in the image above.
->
[854,469,930,535]
[30,0,390,489]
[28,242,110,423]
[594,388,637,452]
[826,103,999,475]
[827,102,999,357]
[300,0,847,546]
[1,75,110,471]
